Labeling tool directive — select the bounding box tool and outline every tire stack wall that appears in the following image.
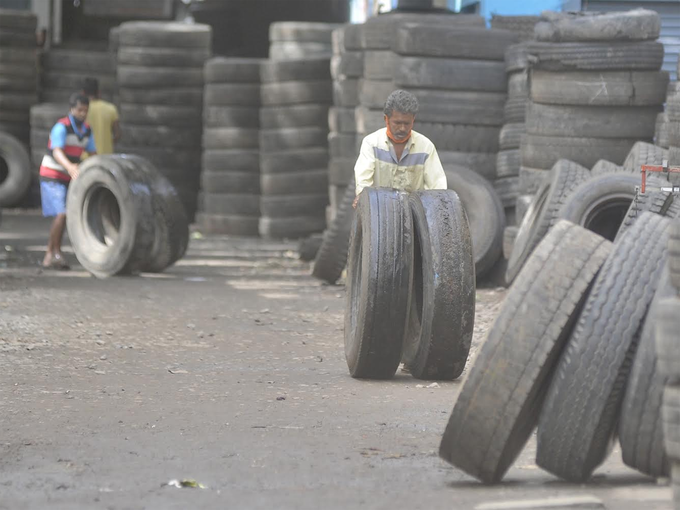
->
[259,22,337,239]
[197,58,262,236]
[0,9,38,147]
[655,56,680,148]
[116,21,212,222]
[521,10,667,189]
[40,48,117,105]
[490,15,540,42]
[327,24,362,225]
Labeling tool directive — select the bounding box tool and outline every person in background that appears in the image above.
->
[82,77,120,155]
[39,93,96,269]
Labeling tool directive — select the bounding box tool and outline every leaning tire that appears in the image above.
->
[536,212,672,482]
[344,187,413,379]
[0,132,31,207]
[402,190,475,381]
[66,155,156,278]
[439,221,612,483]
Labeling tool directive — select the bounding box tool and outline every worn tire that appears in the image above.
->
[203,106,259,129]
[260,170,327,196]
[591,159,624,175]
[260,148,328,174]
[118,21,211,49]
[260,104,329,129]
[261,80,332,106]
[200,171,260,194]
[496,150,520,178]
[440,221,612,483]
[503,97,527,123]
[503,226,518,259]
[536,212,671,482]
[201,149,259,173]
[328,107,356,133]
[534,10,661,43]
[616,188,680,240]
[258,215,326,239]
[0,132,31,207]
[344,187,413,379]
[331,52,363,79]
[204,57,261,84]
[120,104,201,127]
[119,87,203,107]
[444,167,504,279]
[117,46,208,68]
[259,127,328,152]
[439,151,497,181]
[269,22,338,43]
[204,83,260,107]
[196,213,259,236]
[670,222,680,293]
[260,194,327,217]
[333,78,360,107]
[499,123,525,150]
[260,58,331,83]
[506,159,590,283]
[394,56,506,92]
[117,65,203,88]
[403,190,475,380]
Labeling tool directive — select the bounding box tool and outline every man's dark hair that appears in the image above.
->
[69,93,90,108]
[82,77,99,96]
[384,89,419,117]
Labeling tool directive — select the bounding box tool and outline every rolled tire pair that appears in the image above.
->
[67,154,188,278]
[344,187,474,380]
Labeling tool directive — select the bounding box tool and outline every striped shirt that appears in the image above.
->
[354,128,447,196]
[40,115,96,183]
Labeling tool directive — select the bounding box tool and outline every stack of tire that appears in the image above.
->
[327,24,362,224]
[28,102,66,206]
[655,56,680,149]
[520,9,667,194]
[439,211,680,486]
[196,57,262,236]
[268,22,339,61]
[67,154,188,278]
[660,220,680,509]
[40,48,116,104]
[0,8,37,146]
[115,21,211,222]
[258,22,338,239]
[490,15,540,42]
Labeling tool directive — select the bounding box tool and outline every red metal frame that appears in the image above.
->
[640,164,680,194]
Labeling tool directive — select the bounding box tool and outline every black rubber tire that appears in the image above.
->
[362,50,395,80]
[591,159,624,175]
[201,192,260,216]
[663,387,680,466]
[496,149,520,178]
[259,127,328,152]
[260,169,327,196]
[201,149,259,174]
[439,221,612,483]
[203,106,259,129]
[494,176,520,209]
[328,132,357,159]
[622,141,667,172]
[619,271,674,478]
[298,233,323,262]
[526,103,660,139]
[534,10,660,43]
[0,91,38,112]
[258,215,326,239]
[508,71,529,98]
[204,84,260,107]
[394,56,506,92]
[0,28,36,48]
[260,104,329,129]
[530,70,669,106]
[118,125,201,149]
[312,178,356,284]
[120,104,201,127]
[515,194,534,223]
[655,116,680,149]
[344,187,413,379]
[260,58,331,83]
[116,147,201,170]
[616,188,680,240]
[0,132,31,207]
[0,9,37,31]
[260,148,328,174]
[444,167,504,279]
[503,97,527,123]
[0,47,36,65]
[116,45,208,68]
[66,155,156,278]
[260,80,332,106]
[328,107,356,133]
[328,158,355,187]
[332,78,360,107]
[117,65,203,88]
[526,41,665,72]
[505,42,531,72]
[557,172,643,242]
[439,151,497,181]
[204,57,262,84]
[0,74,37,92]
[393,24,517,60]
[268,42,331,61]
[491,15,539,42]
[200,171,260,194]
[118,88,203,107]
[403,190,475,380]
[269,22,339,43]
[499,123,525,150]
[536,212,671,483]
[202,128,259,150]
[196,212,259,236]
[520,134,637,170]
[260,194,327,217]
[670,222,680,294]
[118,21,211,49]
[502,226,518,259]
[506,159,590,283]
[416,124,500,153]
[657,297,680,381]
[331,52,363,79]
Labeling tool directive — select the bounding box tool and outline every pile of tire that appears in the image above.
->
[115,21,212,222]
[655,56,680,148]
[490,15,540,42]
[660,220,680,508]
[439,210,680,487]
[67,154,188,278]
[0,132,31,208]
[258,23,338,239]
[196,57,262,236]
[40,48,116,104]
[0,8,38,146]
[268,22,339,61]
[520,9,667,189]
[27,102,66,206]
[345,188,474,381]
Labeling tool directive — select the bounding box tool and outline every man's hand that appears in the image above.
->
[352,195,360,209]
[67,163,79,180]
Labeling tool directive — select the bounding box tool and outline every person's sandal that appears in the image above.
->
[50,253,70,270]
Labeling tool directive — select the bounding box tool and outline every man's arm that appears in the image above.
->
[423,146,447,190]
[353,136,376,208]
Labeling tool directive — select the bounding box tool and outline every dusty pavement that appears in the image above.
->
[0,211,673,510]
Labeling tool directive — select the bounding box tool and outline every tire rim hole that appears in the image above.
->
[584,198,631,241]
[86,187,121,248]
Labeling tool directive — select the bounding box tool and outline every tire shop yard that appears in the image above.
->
[0,211,674,510]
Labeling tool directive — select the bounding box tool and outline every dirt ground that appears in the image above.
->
[0,211,673,510]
